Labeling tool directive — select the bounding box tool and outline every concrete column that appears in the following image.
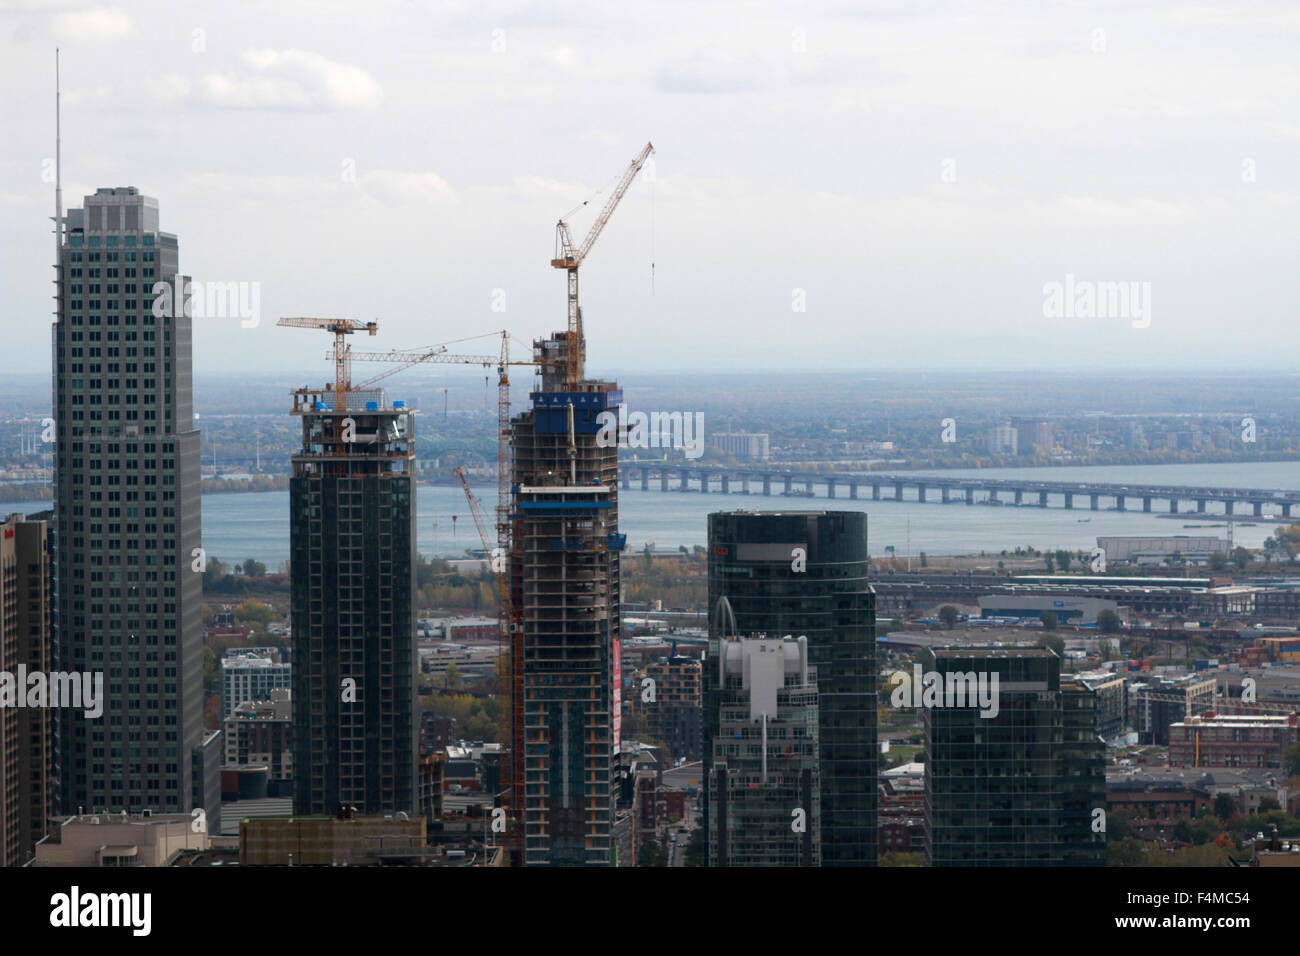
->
[680,468,689,492]
[917,484,926,503]
[641,470,649,491]
[1064,493,1073,509]
[621,471,630,490]
[700,472,709,493]
[762,476,771,496]
[661,471,669,492]
[1116,495,1126,511]
[873,483,881,500]
[1254,501,1264,517]
[1090,494,1099,510]
[1039,491,1049,508]
[827,478,836,499]
[1014,489,1023,505]
[965,487,975,505]
[1225,500,1234,515]
[1284,503,1292,518]
[988,490,999,504]
[1169,499,1179,514]
[721,476,730,494]
[941,487,951,503]
[894,481,904,501]
[850,482,858,500]
[784,476,793,495]
[1196,499,1206,513]
[1142,496,1151,513]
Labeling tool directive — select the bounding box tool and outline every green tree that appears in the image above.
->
[443,662,462,691]
[1044,552,1056,573]
[1054,550,1071,572]
[1208,552,1228,572]
[1036,632,1065,658]
[1041,610,1059,630]
[242,558,267,577]
[1173,818,1194,843]
[1107,837,1147,867]
[683,825,706,867]
[938,605,959,630]
[1283,743,1300,777]
[202,556,227,589]
[1232,547,1251,571]
[637,838,667,867]
[1096,609,1121,634]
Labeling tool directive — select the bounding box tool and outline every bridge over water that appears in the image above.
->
[618,465,1300,518]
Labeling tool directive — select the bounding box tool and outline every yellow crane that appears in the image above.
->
[551,141,654,386]
[276,316,377,410]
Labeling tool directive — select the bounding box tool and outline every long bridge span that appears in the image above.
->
[618,465,1300,518]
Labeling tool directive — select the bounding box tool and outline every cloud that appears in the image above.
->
[655,51,768,94]
[197,48,382,111]
[361,170,457,205]
[51,6,132,43]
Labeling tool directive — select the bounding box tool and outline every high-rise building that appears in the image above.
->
[220,652,291,718]
[709,432,771,460]
[707,633,820,866]
[0,513,53,865]
[921,646,1105,866]
[987,421,1018,455]
[642,654,703,762]
[1135,674,1217,745]
[706,510,877,866]
[289,385,417,815]
[510,334,622,866]
[53,187,203,815]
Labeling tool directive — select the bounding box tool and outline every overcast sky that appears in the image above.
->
[1,0,1297,377]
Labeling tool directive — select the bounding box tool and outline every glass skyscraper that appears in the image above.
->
[706,510,877,866]
[53,187,203,814]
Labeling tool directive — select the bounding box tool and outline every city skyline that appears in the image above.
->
[1,2,1296,376]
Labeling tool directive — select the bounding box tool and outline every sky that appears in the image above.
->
[0,0,1297,377]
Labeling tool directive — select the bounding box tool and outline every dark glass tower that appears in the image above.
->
[289,385,417,815]
[510,335,622,866]
[706,510,877,866]
[921,646,1106,866]
[53,187,203,814]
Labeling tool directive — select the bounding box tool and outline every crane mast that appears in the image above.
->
[551,141,654,386]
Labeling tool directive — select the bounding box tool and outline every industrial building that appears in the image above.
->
[976,593,1118,625]
[1097,535,1227,566]
[1168,712,1300,769]
[922,646,1105,866]
[707,634,820,866]
[706,510,877,866]
[287,366,418,817]
[0,513,52,866]
[54,186,205,818]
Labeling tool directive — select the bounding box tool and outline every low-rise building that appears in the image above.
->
[1168,712,1300,769]
[33,812,208,866]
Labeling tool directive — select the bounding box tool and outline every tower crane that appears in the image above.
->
[276,317,377,410]
[551,141,654,386]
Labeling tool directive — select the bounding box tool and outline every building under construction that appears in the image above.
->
[288,381,418,817]
[509,334,624,865]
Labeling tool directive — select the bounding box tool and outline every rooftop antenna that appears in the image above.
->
[54,48,62,295]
